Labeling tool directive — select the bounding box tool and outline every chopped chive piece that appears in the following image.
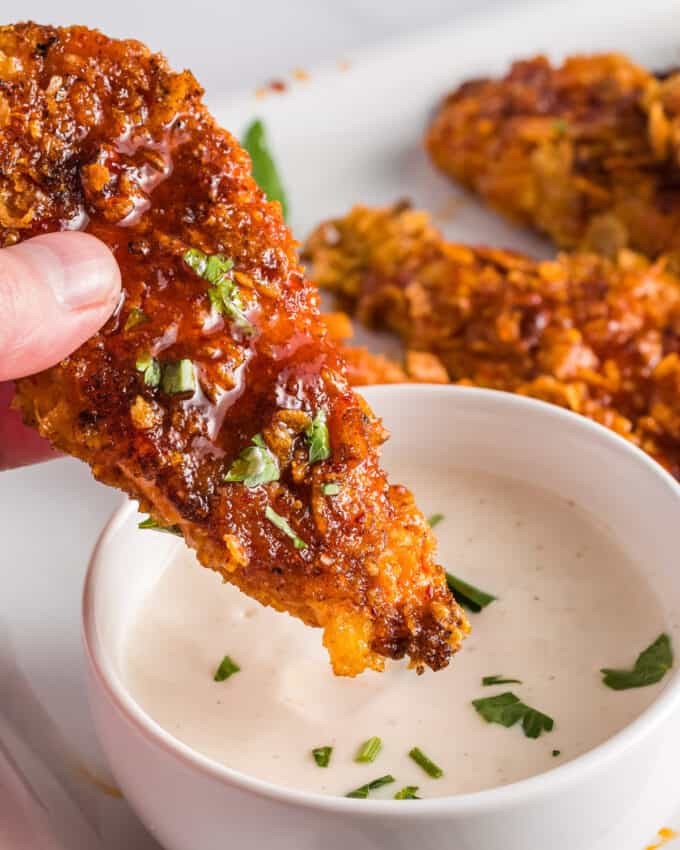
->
[265,505,308,550]
[124,307,149,331]
[346,775,395,799]
[446,572,496,613]
[355,736,382,764]
[306,410,331,464]
[322,482,340,496]
[225,434,279,488]
[482,674,523,686]
[394,786,420,800]
[213,655,240,682]
[138,516,181,536]
[427,513,444,528]
[408,747,443,779]
[601,634,673,690]
[161,359,197,395]
[471,692,554,739]
[183,247,254,333]
[552,750,561,757]
[242,119,289,221]
[312,746,333,768]
[135,352,161,387]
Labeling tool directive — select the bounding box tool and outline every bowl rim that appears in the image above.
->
[82,384,680,818]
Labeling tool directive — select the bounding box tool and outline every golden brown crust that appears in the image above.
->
[304,203,680,479]
[426,53,680,258]
[5,23,468,676]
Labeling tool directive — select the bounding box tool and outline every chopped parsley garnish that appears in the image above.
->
[306,410,331,464]
[482,674,523,687]
[242,119,289,221]
[135,352,161,387]
[552,750,561,757]
[346,775,395,799]
[213,655,240,682]
[601,633,673,690]
[265,506,308,550]
[312,746,333,768]
[161,359,197,395]
[408,747,443,779]
[427,513,444,528]
[183,248,254,334]
[322,482,340,496]
[224,434,279,488]
[472,692,554,739]
[355,737,382,764]
[138,516,181,536]
[394,786,421,800]
[124,307,149,331]
[446,573,496,613]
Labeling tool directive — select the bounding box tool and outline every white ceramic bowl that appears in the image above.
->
[83,386,680,850]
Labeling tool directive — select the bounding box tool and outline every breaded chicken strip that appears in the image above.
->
[304,203,680,479]
[426,54,680,258]
[5,23,468,676]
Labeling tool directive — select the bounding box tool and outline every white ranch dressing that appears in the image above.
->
[123,466,666,798]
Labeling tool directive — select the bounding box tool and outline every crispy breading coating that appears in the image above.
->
[426,54,680,258]
[304,203,680,479]
[5,23,468,676]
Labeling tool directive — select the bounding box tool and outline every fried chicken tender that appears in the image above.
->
[304,203,680,479]
[5,23,468,676]
[426,54,680,258]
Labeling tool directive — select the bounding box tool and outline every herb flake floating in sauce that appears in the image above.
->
[427,513,444,528]
[306,409,331,463]
[161,359,197,395]
[472,692,554,739]
[312,746,333,768]
[552,750,561,757]
[224,434,279,488]
[394,786,421,799]
[124,307,149,331]
[355,736,382,764]
[446,573,496,612]
[322,482,340,496]
[601,633,673,690]
[242,119,290,221]
[408,747,444,778]
[138,517,181,536]
[265,506,308,550]
[213,655,240,682]
[482,674,522,686]
[346,775,395,799]
[135,352,161,387]
[183,248,254,334]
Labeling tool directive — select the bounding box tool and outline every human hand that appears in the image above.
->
[0,232,121,470]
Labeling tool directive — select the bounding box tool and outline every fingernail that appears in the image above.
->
[14,231,121,310]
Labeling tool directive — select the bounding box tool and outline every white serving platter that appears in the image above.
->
[2,1,680,846]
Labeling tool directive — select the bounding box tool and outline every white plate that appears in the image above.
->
[2,2,680,847]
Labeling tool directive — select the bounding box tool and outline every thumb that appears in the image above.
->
[0,231,121,381]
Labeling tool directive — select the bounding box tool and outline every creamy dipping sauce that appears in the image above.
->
[123,466,667,798]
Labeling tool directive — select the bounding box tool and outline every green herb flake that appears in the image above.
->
[446,572,496,613]
[225,434,279,488]
[601,633,673,690]
[482,674,523,687]
[242,119,290,221]
[137,516,182,536]
[183,248,254,334]
[408,747,444,779]
[322,482,340,496]
[394,786,420,800]
[124,307,149,331]
[552,750,561,757]
[306,410,331,464]
[472,692,554,739]
[213,655,240,682]
[355,736,382,764]
[265,505,308,550]
[161,359,197,395]
[346,775,395,799]
[427,513,444,528]
[183,247,208,276]
[135,352,161,387]
[552,118,569,134]
[312,746,333,768]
